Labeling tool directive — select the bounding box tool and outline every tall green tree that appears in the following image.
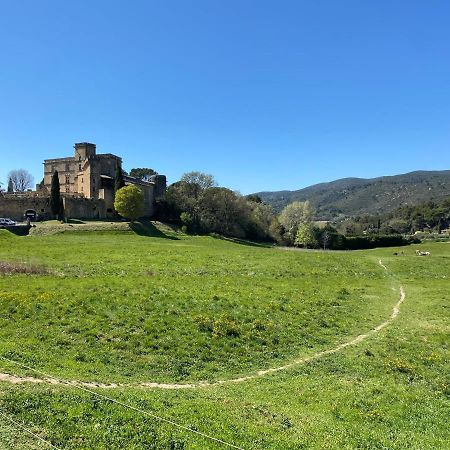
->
[180,171,217,190]
[279,201,314,244]
[50,171,61,218]
[59,197,65,221]
[295,223,317,248]
[114,185,144,221]
[7,177,14,193]
[115,162,125,192]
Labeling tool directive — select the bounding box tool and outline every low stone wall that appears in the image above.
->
[0,195,52,221]
[0,193,155,221]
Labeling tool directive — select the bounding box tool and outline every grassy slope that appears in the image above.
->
[0,225,448,449]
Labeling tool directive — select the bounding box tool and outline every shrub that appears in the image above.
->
[212,316,240,338]
[114,185,144,221]
[0,261,48,275]
[193,315,214,332]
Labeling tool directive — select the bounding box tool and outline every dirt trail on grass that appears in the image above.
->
[0,260,405,390]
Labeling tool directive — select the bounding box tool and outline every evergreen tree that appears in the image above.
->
[115,162,125,192]
[50,171,61,218]
[7,177,14,193]
[59,197,65,222]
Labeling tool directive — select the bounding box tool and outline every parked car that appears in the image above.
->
[0,218,16,227]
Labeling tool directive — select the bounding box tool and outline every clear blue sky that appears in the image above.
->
[0,0,449,194]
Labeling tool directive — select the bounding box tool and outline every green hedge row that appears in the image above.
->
[342,234,410,250]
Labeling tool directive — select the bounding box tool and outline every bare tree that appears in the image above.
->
[7,169,34,192]
[322,230,331,250]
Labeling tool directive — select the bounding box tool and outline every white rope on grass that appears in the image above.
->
[0,258,401,449]
[0,409,61,449]
[0,356,244,450]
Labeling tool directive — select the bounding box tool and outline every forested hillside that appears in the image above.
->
[257,170,450,219]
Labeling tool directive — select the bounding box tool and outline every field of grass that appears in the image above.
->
[0,222,448,449]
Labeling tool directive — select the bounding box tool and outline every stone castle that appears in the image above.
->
[0,142,166,221]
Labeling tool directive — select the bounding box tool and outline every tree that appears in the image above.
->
[114,185,144,221]
[129,168,157,181]
[59,197,65,222]
[278,201,314,244]
[295,223,317,248]
[7,178,14,193]
[321,229,331,250]
[180,171,217,190]
[180,211,194,233]
[163,181,200,222]
[245,201,273,241]
[197,187,249,237]
[50,171,61,218]
[246,194,262,203]
[115,162,125,192]
[7,169,34,192]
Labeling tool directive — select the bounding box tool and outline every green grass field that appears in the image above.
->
[0,222,448,449]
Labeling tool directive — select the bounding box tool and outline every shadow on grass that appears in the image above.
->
[2,225,31,236]
[130,221,179,240]
[67,219,86,224]
[210,234,273,248]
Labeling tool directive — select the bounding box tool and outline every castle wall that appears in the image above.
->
[0,195,52,221]
[0,195,112,221]
[63,197,108,220]
[139,184,155,217]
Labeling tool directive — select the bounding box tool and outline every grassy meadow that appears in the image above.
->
[0,222,448,449]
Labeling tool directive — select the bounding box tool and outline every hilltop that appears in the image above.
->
[256,170,450,219]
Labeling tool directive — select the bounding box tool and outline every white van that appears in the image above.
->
[0,218,16,227]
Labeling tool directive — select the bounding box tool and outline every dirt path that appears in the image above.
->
[0,260,405,390]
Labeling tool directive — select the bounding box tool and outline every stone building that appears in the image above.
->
[0,142,166,221]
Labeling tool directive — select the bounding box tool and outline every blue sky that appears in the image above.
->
[0,0,449,194]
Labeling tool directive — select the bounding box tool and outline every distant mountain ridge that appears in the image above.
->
[256,170,450,220]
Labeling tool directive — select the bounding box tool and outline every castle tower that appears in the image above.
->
[74,142,96,161]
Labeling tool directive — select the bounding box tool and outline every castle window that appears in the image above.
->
[79,164,82,171]
[65,175,70,184]
[66,186,70,192]
[65,163,70,172]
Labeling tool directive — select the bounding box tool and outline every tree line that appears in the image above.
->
[153,171,420,250]
[338,197,450,236]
